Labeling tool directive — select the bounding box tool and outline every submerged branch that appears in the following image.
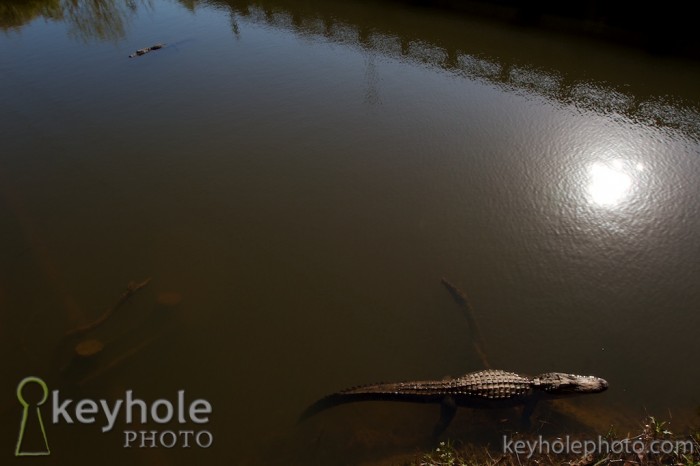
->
[65,278,152,337]
[440,277,490,369]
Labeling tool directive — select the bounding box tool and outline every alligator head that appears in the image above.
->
[533,372,608,396]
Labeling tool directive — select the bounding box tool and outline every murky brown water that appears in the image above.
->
[2,0,700,464]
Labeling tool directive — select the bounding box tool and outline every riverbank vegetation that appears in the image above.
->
[395,0,698,57]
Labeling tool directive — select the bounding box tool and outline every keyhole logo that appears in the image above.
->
[15,376,50,456]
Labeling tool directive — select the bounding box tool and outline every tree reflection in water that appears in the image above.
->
[2,0,698,137]
[0,0,152,41]
[0,0,62,29]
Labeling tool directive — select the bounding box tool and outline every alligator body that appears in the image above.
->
[300,369,607,436]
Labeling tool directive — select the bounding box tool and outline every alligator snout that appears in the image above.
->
[574,374,609,393]
[533,372,609,394]
[589,376,609,392]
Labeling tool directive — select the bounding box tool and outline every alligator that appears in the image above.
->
[300,369,608,436]
[129,43,165,58]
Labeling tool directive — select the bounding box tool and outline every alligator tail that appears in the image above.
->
[299,393,380,422]
[299,385,445,422]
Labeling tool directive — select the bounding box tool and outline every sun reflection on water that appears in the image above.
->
[587,158,644,207]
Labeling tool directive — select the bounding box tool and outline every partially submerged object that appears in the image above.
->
[59,278,177,385]
[129,43,165,58]
[75,339,104,359]
[61,338,105,377]
[300,369,608,436]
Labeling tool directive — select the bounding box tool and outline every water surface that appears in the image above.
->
[2,0,700,464]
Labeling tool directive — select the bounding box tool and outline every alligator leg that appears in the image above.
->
[521,399,537,429]
[432,396,457,438]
